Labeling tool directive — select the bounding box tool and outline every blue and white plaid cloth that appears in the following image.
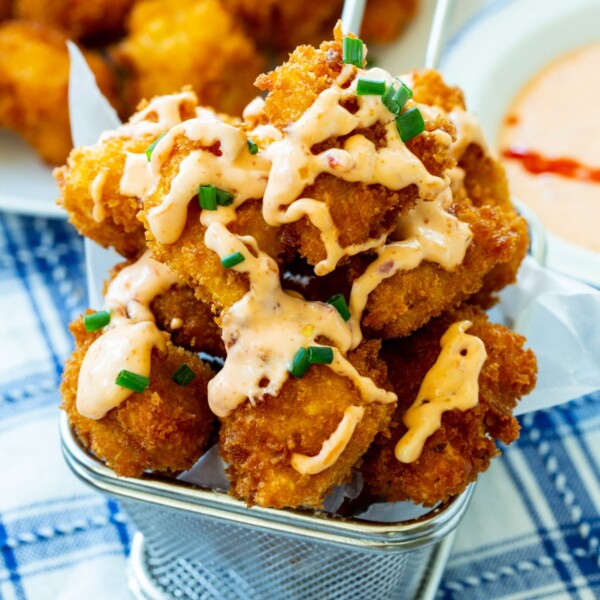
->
[0,213,598,600]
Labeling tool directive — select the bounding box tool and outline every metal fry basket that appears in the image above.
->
[60,414,474,599]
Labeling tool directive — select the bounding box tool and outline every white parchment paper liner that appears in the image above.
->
[67,47,600,521]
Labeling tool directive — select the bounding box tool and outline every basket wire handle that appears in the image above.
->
[425,0,455,69]
[341,0,367,34]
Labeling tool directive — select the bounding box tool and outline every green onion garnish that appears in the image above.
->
[145,132,167,161]
[215,188,234,206]
[83,310,111,332]
[392,81,412,107]
[115,370,149,393]
[290,347,310,378]
[247,139,259,155]
[308,346,334,365]
[199,185,217,210]
[327,294,351,321]
[381,84,400,114]
[356,78,386,96]
[382,79,412,115]
[172,364,196,387]
[221,251,245,269]
[396,107,425,142]
[343,36,363,67]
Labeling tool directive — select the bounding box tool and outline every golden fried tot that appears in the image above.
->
[0,21,117,165]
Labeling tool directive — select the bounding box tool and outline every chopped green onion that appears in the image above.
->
[396,107,425,142]
[172,364,196,387]
[199,185,217,210]
[84,310,111,332]
[381,84,400,114]
[115,370,149,393]
[392,81,412,107]
[215,188,234,207]
[356,78,386,96]
[290,347,310,378]
[382,79,413,115]
[221,251,245,269]
[327,294,351,321]
[247,139,259,155]
[308,346,334,365]
[145,132,167,161]
[343,36,363,67]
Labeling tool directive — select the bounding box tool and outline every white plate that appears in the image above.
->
[441,0,600,286]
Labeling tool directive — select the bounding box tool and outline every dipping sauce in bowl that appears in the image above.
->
[499,41,600,254]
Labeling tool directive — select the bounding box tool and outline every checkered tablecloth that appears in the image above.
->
[0,213,598,600]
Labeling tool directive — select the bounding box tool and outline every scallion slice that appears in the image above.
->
[308,346,334,365]
[327,294,351,321]
[343,36,363,67]
[172,364,196,387]
[247,139,259,155]
[215,188,234,206]
[391,81,412,108]
[83,310,111,332]
[221,251,245,269]
[356,77,386,96]
[115,370,149,393]
[396,107,425,142]
[381,84,400,114]
[145,132,167,161]
[199,185,217,210]
[290,347,310,378]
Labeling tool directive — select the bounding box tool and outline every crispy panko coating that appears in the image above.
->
[106,259,225,357]
[220,340,395,508]
[0,21,117,165]
[224,0,418,52]
[13,0,135,41]
[61,314,216,477]
[362,305,537,506]
[55,94,199,258]
[113,0,265,117]
[256,31,455,267]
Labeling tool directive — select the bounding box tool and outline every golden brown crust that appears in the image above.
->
[61,314,216,477]
[113,0,265,117]
[0,20,117,165]
[362,305,537,506]
[220,340,395,508]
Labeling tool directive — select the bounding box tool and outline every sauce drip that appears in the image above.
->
[76,251,180,419]
[502,147,600,183]
[291,405,365,475]
[394,320,487,463]
[204,223,396,418]
[90,168,108,223]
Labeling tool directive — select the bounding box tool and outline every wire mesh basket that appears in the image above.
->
[60,413,474,599]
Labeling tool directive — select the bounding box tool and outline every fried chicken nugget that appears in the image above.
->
[55,92,199,258]
[14,0,135,41]
[362,305,537,506]
[113,0,265,117]
[61,314,215,477]
[223,0,418,52]
[0,21,117,165]
[255,28,455,269]
[220,340,395,508]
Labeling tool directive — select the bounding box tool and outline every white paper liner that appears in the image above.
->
[68,47,600,521]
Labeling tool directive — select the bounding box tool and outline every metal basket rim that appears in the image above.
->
[60,413,474,551]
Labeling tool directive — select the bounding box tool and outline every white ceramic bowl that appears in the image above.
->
[441,0,600,286]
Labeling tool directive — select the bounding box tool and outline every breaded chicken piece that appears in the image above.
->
[220,340,395,508]
[13,0,135,41]
[0,21,117,165]
[224,0,418,52]
[113,0,265,117]
[362,305,537,506]
[256,29,455,268]
[55,93,199,258]
[61,314,216,477]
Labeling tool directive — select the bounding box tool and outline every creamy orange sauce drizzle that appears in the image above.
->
[291,405,365,475]
[76,251,180,419]
[90,168,108,223]
[394,320,487,463]
[348,186,472,347]
[203,223,396,418]
[262,67,451,274]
